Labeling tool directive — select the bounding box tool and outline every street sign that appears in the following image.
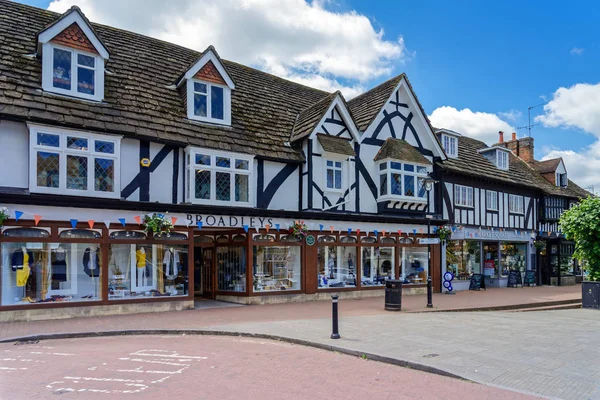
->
[418,238,440,245]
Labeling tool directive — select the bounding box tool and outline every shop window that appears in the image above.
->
[381,237,395,244]
[318,235,336,243]
[317,245,357,289]
[29,125,120,198]
[110,231,147,239]
[232,234,246,242]
[361,236,377,243]
[216,235,229,243]
[217,246,246,292]
[378,161,429,201]
[483,242,499,277]
[253,234,275,242]
[340,236,357,243]
[59,229,101,239]
[153,232,187,240]
[2,228,50,238]
[401,247,428,284]
[194,235,214,244]
[446,240,481,280]
[1,242,101,305]
[185,148,253,206]
[500,242,527,276]
[280,235,302,242]
[361,246,394,286]
[398,237,414,244]
[253,246,301,292]
[108,244,188,299]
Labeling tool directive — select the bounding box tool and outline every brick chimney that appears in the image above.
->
[498,131,504,143]
[517,137,534,163]
[511,132,517,141]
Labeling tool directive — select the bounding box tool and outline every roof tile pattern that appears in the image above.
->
[290,92,338,142]
[374,138,431,164]
[49,22,98,55]
[0,0,328,161]
[533,158,561,174]
[347,75,404,132]
[193,60,226,85]
[317,134,355,156]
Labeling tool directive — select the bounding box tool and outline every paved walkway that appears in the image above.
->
[0,335,540,399]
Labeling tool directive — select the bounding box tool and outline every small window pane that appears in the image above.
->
[195,170,211,199]
[66,155,88,190]
[216,172,231,201]
[77,66,95,95]
[391,173,402,195]
[110,231,147,239]
[390,162,401,170]
[216,157,230,168]
[95,141,115,154]
[327,160,333,167]
[37,133,60,147]
[67,136,88,150]
[404,175,414,196]
[340,236,356,243]
[194,82,207,93]
[211,86,224,120]
[334,170,342,189]
[380,174,387,196]
[95,158,114,192]
[418,177,426,198]
[195,154,211,165]
[326,169,334,188]
[37,151,60,188]
[235,174,249,202]
[235,159,249,170]
[194,93,207,117]
[77,54,95,67]
[59,229,101,239]
[2,228,49,238]
[417,166,427,174]
[404,164,415,172]
[335,161,342,168]
[53,48,71,90]
[379,162,387,171]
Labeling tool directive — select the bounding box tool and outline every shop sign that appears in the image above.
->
[306,235,316,246]
[418,238,440,245]
[185,214,274,229]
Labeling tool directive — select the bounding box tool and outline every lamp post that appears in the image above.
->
[422,174,437,308]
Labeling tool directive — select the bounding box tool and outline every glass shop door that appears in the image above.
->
[194,247,215,298]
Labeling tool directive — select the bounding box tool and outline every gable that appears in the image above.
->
[193,60,226,85]
[313,104,353,140]
[49,22,98,55]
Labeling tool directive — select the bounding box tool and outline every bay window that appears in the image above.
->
[378,160,428,200]
[185,148,253,206]
[28,125,120,198]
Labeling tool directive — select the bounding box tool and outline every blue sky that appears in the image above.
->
[16,0,600,191]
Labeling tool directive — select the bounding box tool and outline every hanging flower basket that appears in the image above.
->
[437,225,453,245]
[289,220,308,239]
[143,213,174,237]
[0,207,8,227]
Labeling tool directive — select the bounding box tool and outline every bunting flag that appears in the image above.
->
[33,215,42,226]
[419,228,424,234]
[14,210,23,221]
[374,229,378,237]
[265,224,271,233]
[398,229,402,236]
[197,221,203,229]
[104,220,111,229]
[88,220,95,229]
[275,223,280,232]
[134,215,141,225]
[243,224,249,233]
[319,224,324,232]
[382,230,386,236]
[413,228,417,236]
[329,226,334,234]
[451,226,456,233]
[347,228,352,235]
[70,219,78,229]
[171,217,178,226]
[433,226,438,234]
[119,218,126,227]
[357,228,361,236]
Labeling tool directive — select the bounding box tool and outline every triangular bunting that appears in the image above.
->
[88,220,95,229]
[33,215,42,226]
[134,215,141,225]
[70,219,78,229]
[14,210,23,221]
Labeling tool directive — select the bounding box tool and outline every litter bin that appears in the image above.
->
[385,279,402,311]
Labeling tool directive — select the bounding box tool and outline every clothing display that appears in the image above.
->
[16,250,32,287]
[83,247,100,277]
[51,248,67,282]
[163,249,179,280]
[11,248,34,271]
[135,248,146,268]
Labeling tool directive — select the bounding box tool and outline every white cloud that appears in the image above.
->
[541,141,600,193]
[47,0,407,98]
[428,106,515,144]
[535,82,600,137]
[498,109,522,122]
[570,47,584,55]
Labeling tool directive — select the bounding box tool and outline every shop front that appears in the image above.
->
[536,234,582,286]
[444,227,534,290]
[0,204,442,320]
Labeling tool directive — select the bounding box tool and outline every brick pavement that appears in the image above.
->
[0,335,541,399]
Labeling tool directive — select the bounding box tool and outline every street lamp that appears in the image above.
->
[422,174,437,308]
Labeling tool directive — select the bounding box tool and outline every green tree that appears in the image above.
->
[559,196,600,281]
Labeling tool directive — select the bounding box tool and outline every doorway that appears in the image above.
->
[194,247,215,298]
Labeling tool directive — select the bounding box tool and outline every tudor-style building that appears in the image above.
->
[0,2,448,320]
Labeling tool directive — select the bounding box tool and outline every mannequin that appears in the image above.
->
[83,246,100,277]
[12,247,34,298]
[163,247,178,280]
[51,245,67,284]
[135,247,146,286]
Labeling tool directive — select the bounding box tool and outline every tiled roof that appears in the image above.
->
[533,158,561,174]
[374,138,431,164]
[0,1,330,161]
[438,133,589,199]
[290,91,338,142]
[317,134,355,156]
[348,74,404,132]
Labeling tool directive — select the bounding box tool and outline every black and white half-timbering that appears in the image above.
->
[0,3,590,320]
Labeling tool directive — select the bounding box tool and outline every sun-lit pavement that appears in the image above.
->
[0,335,540,400]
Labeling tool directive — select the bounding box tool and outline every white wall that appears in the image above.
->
[264,160,299,211]
[0,120,29,189]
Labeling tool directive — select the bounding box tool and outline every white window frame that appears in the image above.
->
[185,148,254,206]
[324,158,345,192]
[454,184,474,208]
[486,190,498,211]
[509,194,524,214]
[186,79,232,125]
[378,159,430,203]
[496,150,509,170]
[442,134,457,158]
[28,124,121,198]
[41,43,104,102]
[556,172,568,187]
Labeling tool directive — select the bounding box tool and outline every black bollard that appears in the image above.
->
[427,276,433,308]
[331,294,340,339]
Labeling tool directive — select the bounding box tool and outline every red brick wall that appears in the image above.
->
[50,23,99,55]
[541,172,556,185]
[193,61,226,85]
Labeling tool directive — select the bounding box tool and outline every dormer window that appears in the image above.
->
[557,173,568,187]
[478,147,510,171]
[497,150,508,170]
[191,81,225,121]
[47,46,100,98]
[442,134,457,158]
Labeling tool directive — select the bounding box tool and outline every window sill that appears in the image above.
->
[187,115,231,126]
[30,187,120,199]
[379,195,427,203]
